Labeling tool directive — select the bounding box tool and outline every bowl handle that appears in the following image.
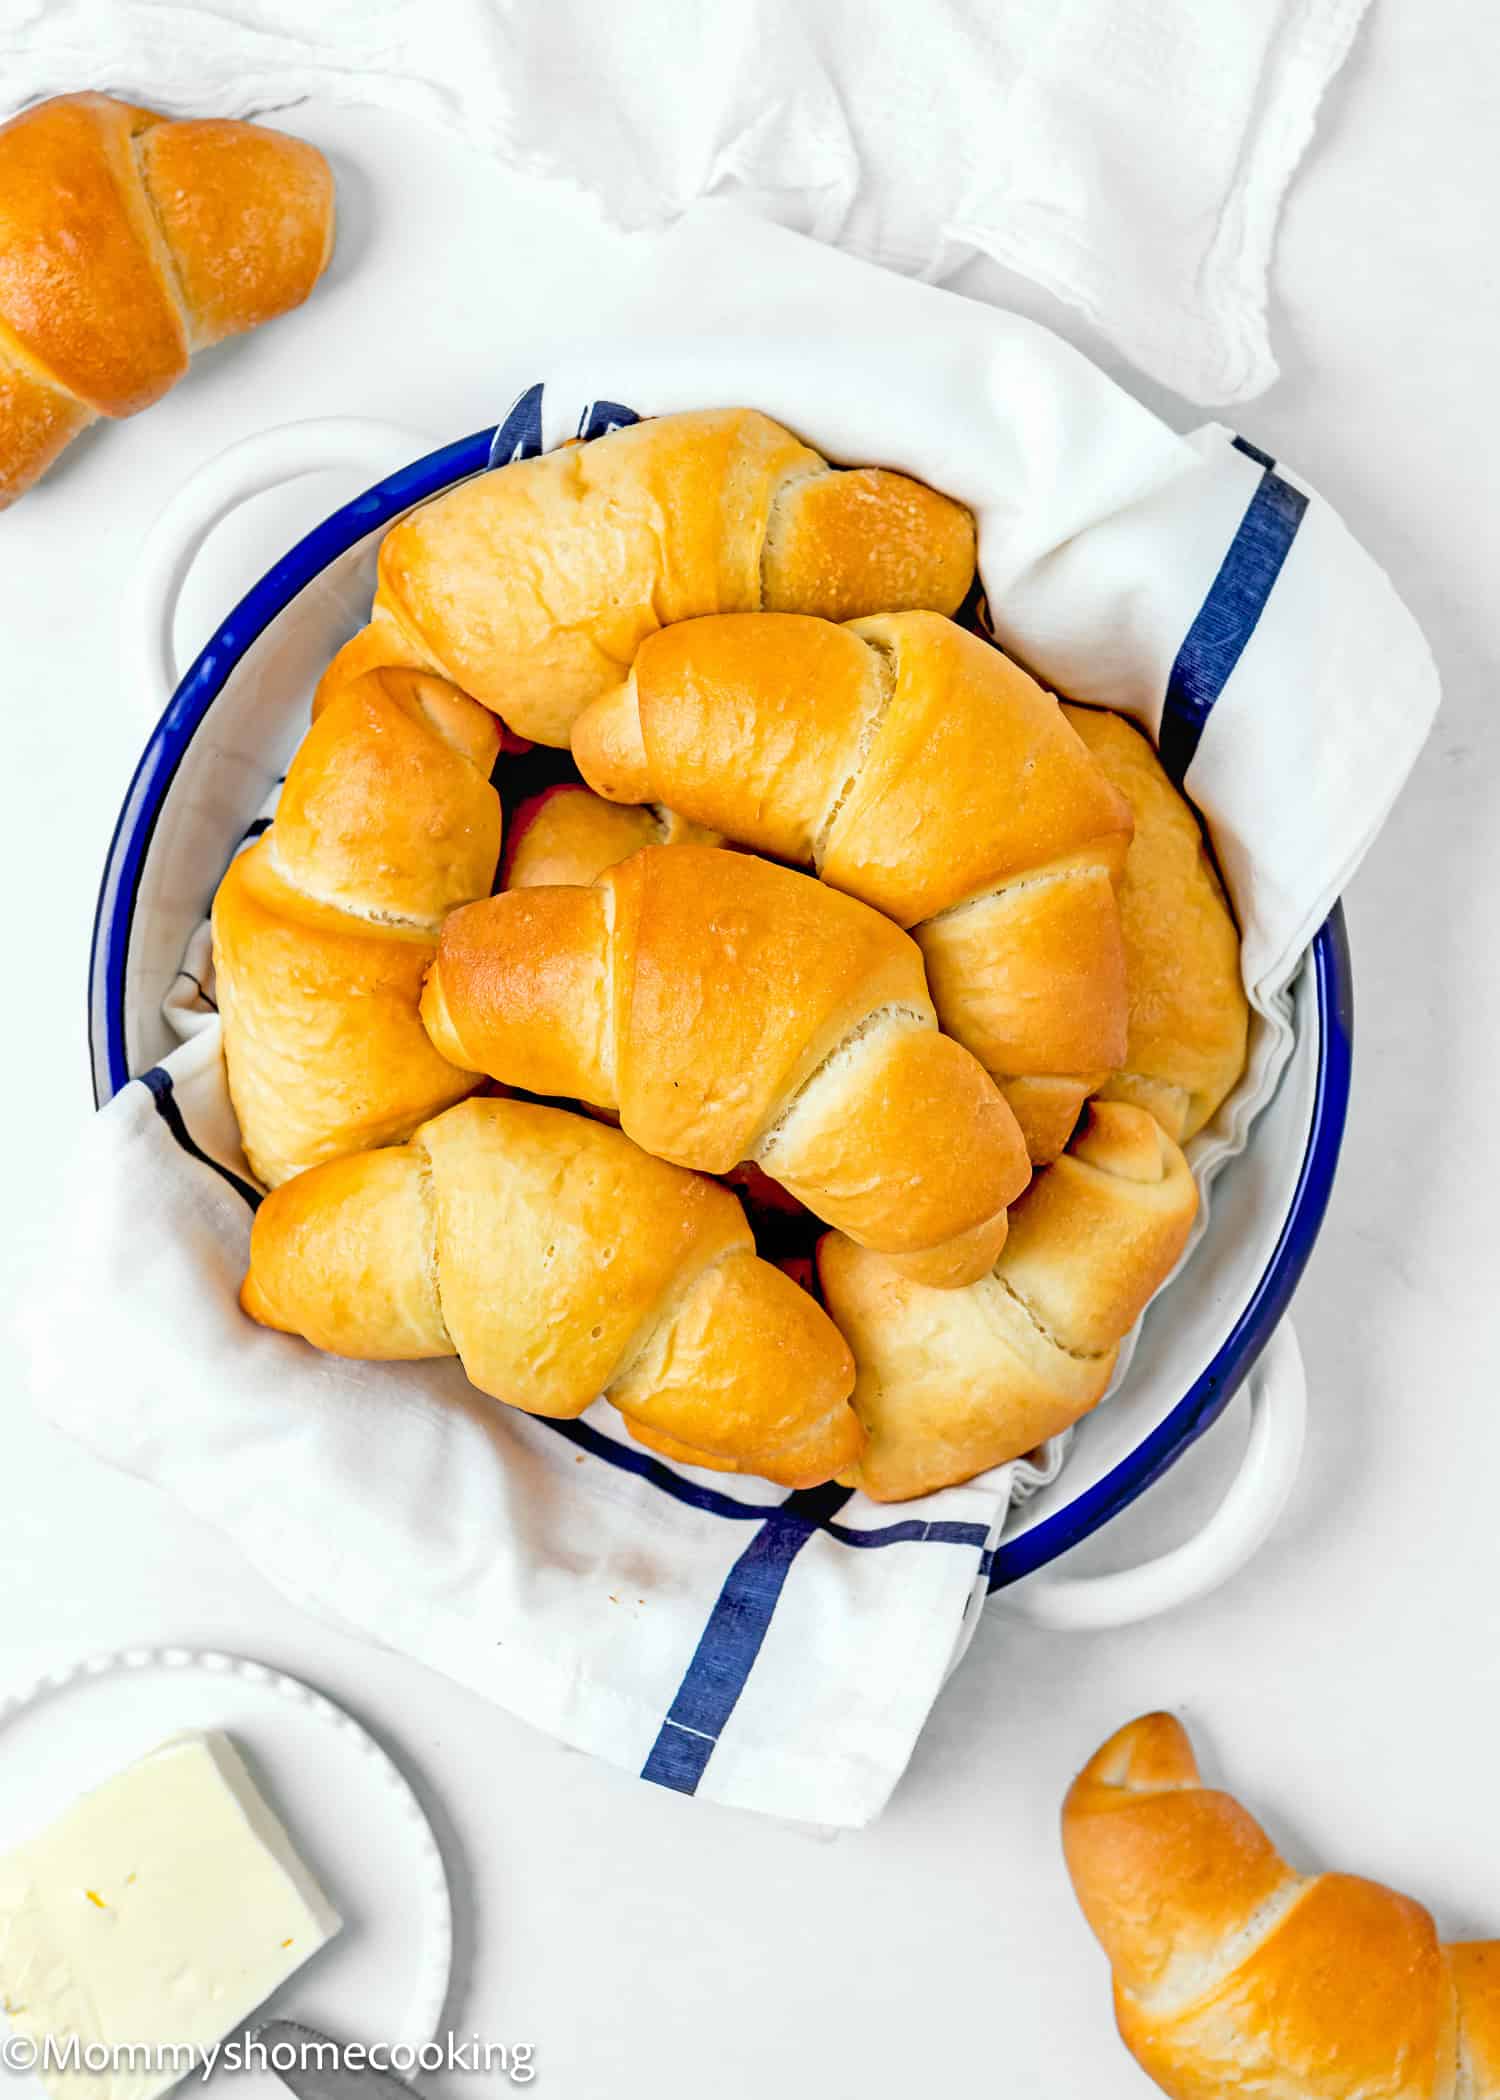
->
[995,1319,1306,1631]
[123,417,436,715]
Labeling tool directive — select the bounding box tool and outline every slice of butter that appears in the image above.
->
[0,1731,341,2100]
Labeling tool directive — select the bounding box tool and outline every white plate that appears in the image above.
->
[0,1648,453,2089]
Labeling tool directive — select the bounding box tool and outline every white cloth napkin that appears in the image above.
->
[1,0,1368,404]
[23,217,1437,1826]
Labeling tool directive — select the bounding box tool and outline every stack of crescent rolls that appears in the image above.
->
[218,406,1250,1499]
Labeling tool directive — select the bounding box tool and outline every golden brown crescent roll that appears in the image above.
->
[314,408,976,746]
[572,610,1134,1163]
[1063,1711,1500,2099]
[212,667,502,1187]
[421,844,1032,1287]
[242,1096,862,1489]
[0,94,334,508]
[816,1102,1197,1500]
[1063,705,1249,1142]
[504,783,721,891]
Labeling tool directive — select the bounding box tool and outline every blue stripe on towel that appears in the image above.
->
[139,1067,261,1211]
[641,1482,853,1794]
[577,400,641,441]
[552,1414,997,1551]
[824,1515,992,1551]
[487,383,546,468]
[1157,435,1309,784]
[1230,434,1276,471]
[545,1414,795,1522]
[485,385,640,470]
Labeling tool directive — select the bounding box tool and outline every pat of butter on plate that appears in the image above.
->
[0,1730,341,2100]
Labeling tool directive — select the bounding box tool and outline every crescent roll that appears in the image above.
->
[421,843,1033,1287]
[1063,704,1249,1141]
[504,783,721,892]
[0,94,333,507]
[242,1097,862,1489]
[817,1102,1198,1500]
[1064,1712,1500,2099]
[572,610,1134,1162]
[314,408,976,745]
[211,667,502,1186]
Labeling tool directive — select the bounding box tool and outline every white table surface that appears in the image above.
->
[3,5,1497,2092]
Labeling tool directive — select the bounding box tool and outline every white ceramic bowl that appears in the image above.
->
[91,419,1351,1631]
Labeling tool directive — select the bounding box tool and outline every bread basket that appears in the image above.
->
[91,415,1351,1633]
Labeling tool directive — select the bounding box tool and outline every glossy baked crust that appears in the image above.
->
[1063,1712,1500,2099]
[817,1102,1197,1501]
[0,94,333,507]
[572,610,1134,1161]
[314,408,976,745]
[211,668,501,1186]
[1065,703,1249,1141]
[503,782,720,891]
[421,843,1031,1284]
[242,1097,862,1487]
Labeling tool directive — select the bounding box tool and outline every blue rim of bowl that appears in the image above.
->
[988,904,1350,1589]
[88,426,501,1106]
[87,429,1354,1586]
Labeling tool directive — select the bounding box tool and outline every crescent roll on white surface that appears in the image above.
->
[572,610,1134,1162]
[1063,704,1249,1143]
[314,408,977,745]
[0,93,334,508]
[242,1097,862,1489]
[1062,1712,1500,2099]
[211,666,502,1187]
[421,843,1032,1287]
[816,1102,1197,1501]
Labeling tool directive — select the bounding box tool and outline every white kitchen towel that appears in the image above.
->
[1,0,1368,403]
[24,216,1437,1826]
